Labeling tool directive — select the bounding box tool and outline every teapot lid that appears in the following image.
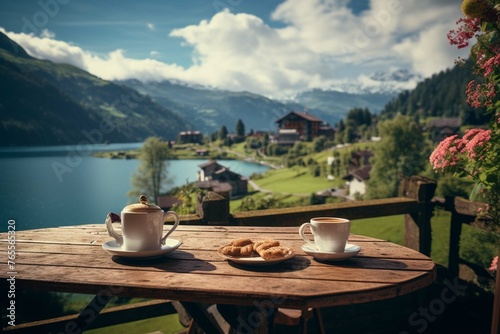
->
[123,195,162,212]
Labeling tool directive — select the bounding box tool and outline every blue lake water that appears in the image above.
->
[0,143,269,231]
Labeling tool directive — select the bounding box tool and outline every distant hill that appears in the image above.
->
[116,79,302,134]
[0,32,187,147]
[379,65,488,125]
[118,79,397,133]
[294,89,396,121]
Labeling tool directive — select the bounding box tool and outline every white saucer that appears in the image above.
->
[302,243,361,261]
[102,238,182,259]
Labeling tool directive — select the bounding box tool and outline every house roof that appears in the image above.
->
[427,117,461,128]
[342,165,372,182]
[275,111,323,123]
[196,180,233,193]
[198,159,221,169]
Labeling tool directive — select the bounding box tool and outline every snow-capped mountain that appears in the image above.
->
[326,68,423,95]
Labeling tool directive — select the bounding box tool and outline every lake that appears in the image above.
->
[0,143,269,231]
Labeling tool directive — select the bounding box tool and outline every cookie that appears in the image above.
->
[254,239,280,253]
[220,245,242,256]
[239,243,255,256]
[259,246,290,260]
[231,238,253,247]
[221,239,255,257]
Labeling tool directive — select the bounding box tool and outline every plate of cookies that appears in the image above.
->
[218,238,295,266]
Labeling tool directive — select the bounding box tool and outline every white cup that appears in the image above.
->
[299,217,350,253]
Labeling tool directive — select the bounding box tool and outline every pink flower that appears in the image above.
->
[479,52,500,77]
[448,17,481,48]
[462,128,492,159]
[490,256,498,272]
[466,80,496,108]
[429,135,461,171]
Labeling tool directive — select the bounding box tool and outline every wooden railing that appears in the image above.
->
[3,176,499,333]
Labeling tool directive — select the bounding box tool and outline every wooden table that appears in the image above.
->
[0,224,436,333]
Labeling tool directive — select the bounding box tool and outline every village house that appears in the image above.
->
[275,111,333,142]
[196,160,248,198]
[425,117,461,142]
[276,129,300,146]
[349,148,374,168]
[178,130,203,144]
[342,164,372,199]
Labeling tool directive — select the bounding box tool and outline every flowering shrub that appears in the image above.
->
[491,256,498,273]
[431,0,500,230]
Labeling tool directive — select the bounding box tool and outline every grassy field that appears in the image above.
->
[351,210,452,267]
[85,314,185,334]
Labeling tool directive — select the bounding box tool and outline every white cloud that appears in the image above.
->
[0,1,471,97]
[147,22,155,31]
[150,50,161,57]
[40,28,55,39]
[0,28,185,82]
[393,23,464,78]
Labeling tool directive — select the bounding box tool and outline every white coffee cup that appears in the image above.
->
[299,217,350,253]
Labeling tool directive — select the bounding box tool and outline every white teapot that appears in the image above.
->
[105,195,180,251]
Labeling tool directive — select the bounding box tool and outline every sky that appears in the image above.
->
[0,0,469,98]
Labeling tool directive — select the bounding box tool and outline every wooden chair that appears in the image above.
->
[275,308,325,334]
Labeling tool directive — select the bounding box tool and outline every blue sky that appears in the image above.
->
[0,0,468,97]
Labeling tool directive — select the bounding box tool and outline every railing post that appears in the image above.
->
[196,191,230,225]
[400,176,437,256]
[444,196,476,278]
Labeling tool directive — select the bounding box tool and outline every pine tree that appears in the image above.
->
[235,119,245,137]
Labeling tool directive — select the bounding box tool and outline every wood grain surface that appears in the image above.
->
[0,224,436,310]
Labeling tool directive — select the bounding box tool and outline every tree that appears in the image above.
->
[129,137,172,203]
[367,115,428,199]
[235,119,245,137]
[219,125,228,141]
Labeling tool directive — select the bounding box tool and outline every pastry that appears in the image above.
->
[221,238,255,257]
[253,239,280,253]
[220,238,289,259]
[258,246,290,260]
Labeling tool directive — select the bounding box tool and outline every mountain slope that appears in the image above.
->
[117,79,299,133]
[294,89,396,118]
[117,79,396,133]
[0,32,188,147]
[379,65,487,124]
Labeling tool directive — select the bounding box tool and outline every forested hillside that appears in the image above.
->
[0,32,187,147]
[379,65,488,125]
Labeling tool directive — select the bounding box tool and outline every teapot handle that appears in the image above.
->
[105,212,123,245]
[161,211,180,245]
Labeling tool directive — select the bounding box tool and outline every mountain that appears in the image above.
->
[379,65,488,125]
[116,79,300,134]
[293,89,396,122]
[118,79,398,133]
[0,32,187,147]
[324,68,422,95]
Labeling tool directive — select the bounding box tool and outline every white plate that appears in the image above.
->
[217,246,295,266]
[302,243,361,261]
[102,238,182,259]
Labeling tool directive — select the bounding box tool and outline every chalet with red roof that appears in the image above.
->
[196,160,248,198]
[275,111,333,143]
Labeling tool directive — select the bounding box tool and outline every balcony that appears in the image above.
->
[2,176,498,334]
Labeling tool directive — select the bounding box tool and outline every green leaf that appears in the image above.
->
[469,182,484,202]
